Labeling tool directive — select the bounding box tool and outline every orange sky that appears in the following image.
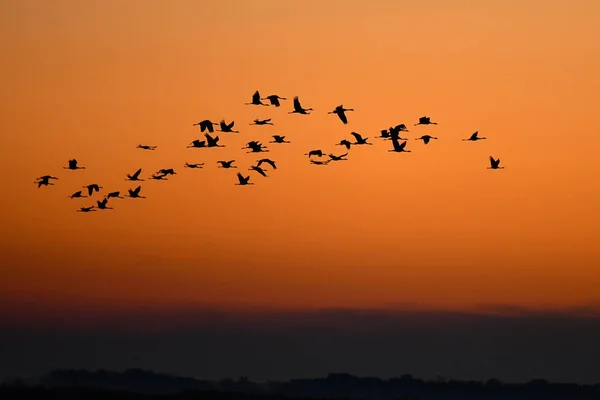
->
[1,0,599,318]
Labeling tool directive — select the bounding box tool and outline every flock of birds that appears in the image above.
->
[34,91,504,213]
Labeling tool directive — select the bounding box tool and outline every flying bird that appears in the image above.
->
[388,138,411,153]
[69,190,87,199]
[389,126,409,141]
[83,184,102,196]
[261,94,287,107]
[243,141,269,153]
[205,133,224,147]
[235,172,254,186]
[488,156,504,169]
[310,159,330,165]
[105,191,124,199]
[245,90,269,106]
[193,119,219,133]
[377,129,390,139]
[336,139,352,149]
[34,175,58,188]
[250,118,274,126]
[156,168,176,176]
[414,116,438,126]
[288,96,313,115]
[256,158,277,170]
[127,186,145,198]
[96,198,113,210]
[187,139,206,148]
[350,132,372,145]
[394,123,409,132]
[77,206,96,212]
[217,160,237,169]
[126,168,144,181]
[328,105,354,124]
[305,149,325,157]
[270,135,290,144]
[184,162,204,169]
[415,135,438,144]
[462,131,487,141]
[249,165,268,177]
[218,120,239,133]
[149,174,168,180]
[137,144,157,150]
[64,159,85,170]
[328,153,348,161]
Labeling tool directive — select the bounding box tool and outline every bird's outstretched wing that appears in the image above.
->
[350,132,363,142]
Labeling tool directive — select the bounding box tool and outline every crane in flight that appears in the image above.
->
[184,162,204,169]
[245,90,269,106]
[256,158,277,170]
[235,172,254,186]
[305,149,325,158]
[205,133,225,147]
[64,159,86,170]
[262,94,287,107]
[69,190,87,199]
[462,131,487,141]
[83,183,102,196]
[388,138,411,153]
[270,135,290,144]
[137,144,157,150]
[328,153,348,161]
[328,105,354,124]
[488,156,504,169]
[193,119,219,133]
[77,206,96,213]
[415,135,438,144]
[414,116,438,126]
[350,132,372,145]
[249,164,268,177]
[217,160,237,169]
[127,186,145,198]
[96,198,113,210]
[250,118,274,126]
[126,168,144,181]
[217,120,239,133]
[289,96,313,115]
[35,175,58,188]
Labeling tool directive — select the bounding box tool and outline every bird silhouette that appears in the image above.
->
[305,149,325,157]
[235,172,254,186]
[256,158,277,169]
[462,131,487,141]
[245,90,269,106]
[388,138,411,153]
[187,139,207,148]
[377,129,390,139]
[488,156,504,169]
[394,123,409,132]
[157,168,176,176]
[137,144,157,150]
[270,135,290,144]
[251,118,274,126]
[289,96,313,115]
[149,174,168,180]
[249,165,268,177]
[127,186,145,198]
[205,133,224,147]
[217,160,237,169]
[243,141,269,153]
[83,184,102,196]
[328,105,354,124]
[64,159,85,170]
[96,198,113,210]
[261,94,287,107]
[328,153,348,161]
[310,159,330,165]
[193,119,219,133]
[69,190,87,199]
[126,168,144,181]
[77,206,96,212]
[184,162,204,169]
[105,191,124,199]
[389,126,409,141]
[350,132,372,145]
[35,175,58,188]
[336,139,352,149]
[414,116,438,126]
[217,120,239,133]
[415,135,438,144]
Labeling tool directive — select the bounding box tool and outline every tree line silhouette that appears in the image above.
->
[3,369,600,400]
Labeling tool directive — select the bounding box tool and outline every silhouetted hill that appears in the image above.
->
[2,369,600,400]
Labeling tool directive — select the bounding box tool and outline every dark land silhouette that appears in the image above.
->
[3,369,600,400]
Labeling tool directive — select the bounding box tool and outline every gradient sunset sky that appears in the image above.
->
[2,0,600,323]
